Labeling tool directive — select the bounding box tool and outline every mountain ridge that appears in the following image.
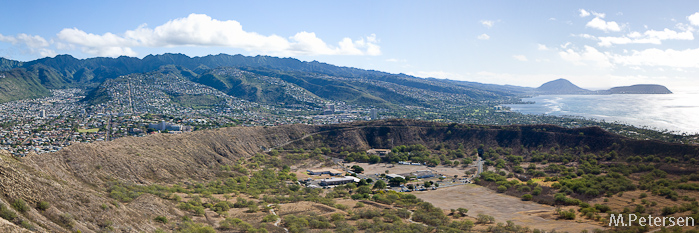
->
[1,53,523,107]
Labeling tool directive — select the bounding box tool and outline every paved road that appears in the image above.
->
[476,156,484,176]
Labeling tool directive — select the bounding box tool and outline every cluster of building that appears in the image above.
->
[386,170,435,181]
[0,69,392,156]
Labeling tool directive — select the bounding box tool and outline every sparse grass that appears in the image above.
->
[77,128,99,133]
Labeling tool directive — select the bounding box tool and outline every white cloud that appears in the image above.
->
[385,58,406,62]
[0,33,56,57]
[0,33,50,48]
[537,44,549,50]
[597,28,694,47]
[688,12,699,26]
[579,9,606,18]
[512,55,528,61]
[579,9,590,17]
[560,42,571,49]
[558,45,613,68]
[480,20,495,28]
[55,13,380,57]
[472,71,690,89]
[610,48,699,68]
[586,17,621,32]
[675,23,695,32]
[573,33,597,40]
[477,34,490,40]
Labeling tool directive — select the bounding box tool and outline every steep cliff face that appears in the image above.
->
[289,120,697,158]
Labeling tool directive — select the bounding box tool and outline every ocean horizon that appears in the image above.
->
[504,90,699,135]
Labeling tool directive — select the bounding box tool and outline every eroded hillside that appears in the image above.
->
[0,120,697,232]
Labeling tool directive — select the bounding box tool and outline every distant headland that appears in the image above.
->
[535,79,672,95]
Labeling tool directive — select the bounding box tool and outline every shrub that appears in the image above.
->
[36,201,50,211]
[20,220,34,230]
[477,214,495,224]
[12,199,29,212]
[354,202,365,208]
[0,204,18,221]
[57,213,75,228]
[335,204,348,210]
[179,222,216,233]
[497,185,507,193]
[532,186,542,196]
[522,194,533,201]
[560,210,576,220]
[154,215,168,224]
[193,206,206,216]
[330,213,345,222]
[262,214,279,222]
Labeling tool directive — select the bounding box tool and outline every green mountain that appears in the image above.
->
[0,57,22,71]
[193,67,321,106]
[2,53,525,108]
[0,68,51,102]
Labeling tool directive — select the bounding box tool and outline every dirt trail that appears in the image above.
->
[413,185,604,232]
[267,204,288,233]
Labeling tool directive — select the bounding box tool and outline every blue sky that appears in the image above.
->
[1,1,698,90]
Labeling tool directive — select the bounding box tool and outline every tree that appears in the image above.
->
[477,214,495,224]
[368,154,381,164]
[373,180,387,190]
[357,186,372,194]
[457,208,468,215]
[424,181,432,188]
[462,158,473,165]
[351,165,364,174]
[358,179,368,186]
[389,177,406,186]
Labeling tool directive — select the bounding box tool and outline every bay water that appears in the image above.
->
[504,90,699,135]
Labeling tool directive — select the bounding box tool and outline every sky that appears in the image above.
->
[1,1,698,90]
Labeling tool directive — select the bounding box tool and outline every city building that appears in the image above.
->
[399,170,435,179]
[307,168,344,176]
[367,149,391,156]
[148,121,192,132]
[319,176,360,186]
[370,108,378,120]
[386,174,406,180]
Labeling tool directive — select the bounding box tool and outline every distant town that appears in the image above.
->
[0,86,382,156]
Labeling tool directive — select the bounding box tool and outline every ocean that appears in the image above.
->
[504,90,699,135]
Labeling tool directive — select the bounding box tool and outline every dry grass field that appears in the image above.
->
[413,184,605,232]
